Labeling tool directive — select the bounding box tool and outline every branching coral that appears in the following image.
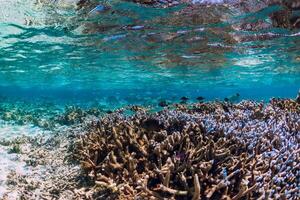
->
[74,98,300,199]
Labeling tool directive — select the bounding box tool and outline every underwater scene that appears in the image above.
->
[0,0,299,199]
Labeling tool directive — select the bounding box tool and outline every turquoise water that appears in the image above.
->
[0,1,300,104]
[0,1,299,197]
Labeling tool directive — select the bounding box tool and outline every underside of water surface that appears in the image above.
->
[0,0,299,107]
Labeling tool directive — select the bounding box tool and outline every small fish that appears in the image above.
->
[225,93,240,103]
[123,25,145,31]
[196,96,205,101]
[180,96,189,101]
[180,96,189,104]
[89,4,108,14]
[142,119,162,131]
[158,0,168,4]
[296,91,300,103]
[129,25,145,30]
[158,100,168,107]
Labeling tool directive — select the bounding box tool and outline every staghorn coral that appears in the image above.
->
[74,98,300,199]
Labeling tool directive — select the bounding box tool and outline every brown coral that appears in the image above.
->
[74,98,300,199]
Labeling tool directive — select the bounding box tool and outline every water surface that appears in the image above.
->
[0,0,299,104]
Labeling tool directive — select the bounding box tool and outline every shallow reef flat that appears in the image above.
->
[2,96,299,199]
[74,98,300,199]
[1,0,300,199]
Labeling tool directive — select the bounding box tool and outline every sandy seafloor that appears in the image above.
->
[0,122,50,198]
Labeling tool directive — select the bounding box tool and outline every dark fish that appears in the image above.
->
[180,96,189,101]
[296,91,300,103]
[106,110,113,114]
[158,100,168,107]
[196,96,205,101]
[180,96,189,104]
[225,93,240,103]
[142,119,163,131]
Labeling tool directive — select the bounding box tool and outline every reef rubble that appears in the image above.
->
[1,96,299,199]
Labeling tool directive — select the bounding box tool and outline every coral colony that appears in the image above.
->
[73,97,300,199]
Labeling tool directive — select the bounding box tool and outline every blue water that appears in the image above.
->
[0,1,300,105]
[0,0,299,197]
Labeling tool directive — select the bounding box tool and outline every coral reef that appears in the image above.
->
[56,106,88,125]
[74,98,300,199]
[0,101,106,129]
[1,96,299,199]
